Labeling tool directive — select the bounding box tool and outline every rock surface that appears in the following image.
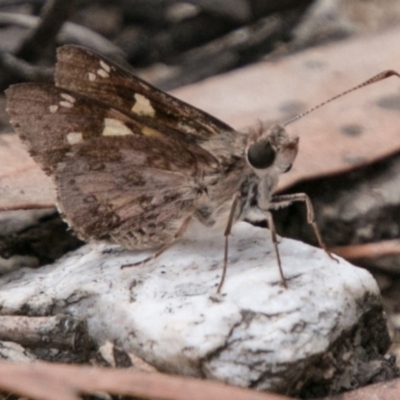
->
[0,221,391,396]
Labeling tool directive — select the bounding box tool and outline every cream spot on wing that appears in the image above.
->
[141,126,162,138]
[66,132,83,145]
[88,72,96,81]
[59,101,73,108]
[100,60,111,73]
[178,121,196,134]
[60,93,76,103]
[49,105,58,113]
[131,94,155,117]
[97,69,109,78]
[102,118,133,136]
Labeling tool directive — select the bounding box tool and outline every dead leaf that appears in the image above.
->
[330,239,400,260]
[0,361,291,400]
[173,26,400,191]
[0,134,55,210]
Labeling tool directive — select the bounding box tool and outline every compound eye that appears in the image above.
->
[247,141,276,169]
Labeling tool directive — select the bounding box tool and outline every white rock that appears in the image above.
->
[0,341,36,362]
[0,221,386,395]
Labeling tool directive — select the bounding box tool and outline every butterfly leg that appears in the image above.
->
[265,211,287,288]
[269,193,338,263]
[121,215,192,269]
[217,193,240,293]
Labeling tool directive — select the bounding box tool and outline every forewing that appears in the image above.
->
[55,45,234,142]
[6,83,217,174]
[55,136,200,249]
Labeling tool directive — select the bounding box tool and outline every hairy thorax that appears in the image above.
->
[194,130,253,230]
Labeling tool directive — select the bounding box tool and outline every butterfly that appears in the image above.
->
[8,45,394,291]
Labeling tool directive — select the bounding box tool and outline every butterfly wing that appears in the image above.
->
[6,83,216,248]
[55,45,235,143]
[6,83,217,173]
[55,136,201,249]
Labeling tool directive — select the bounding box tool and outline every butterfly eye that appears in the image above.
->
[247,140,276,169]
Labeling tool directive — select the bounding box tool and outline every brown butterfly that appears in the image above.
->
[6,45,398,291]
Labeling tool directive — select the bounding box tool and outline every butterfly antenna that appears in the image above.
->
[283,70,400,127]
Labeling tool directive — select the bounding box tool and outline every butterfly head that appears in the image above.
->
[246,124,299,177]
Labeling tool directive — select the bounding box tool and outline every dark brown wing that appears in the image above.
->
[55,136,201,249]
[6,83,217,175]
[55,45,234,143]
